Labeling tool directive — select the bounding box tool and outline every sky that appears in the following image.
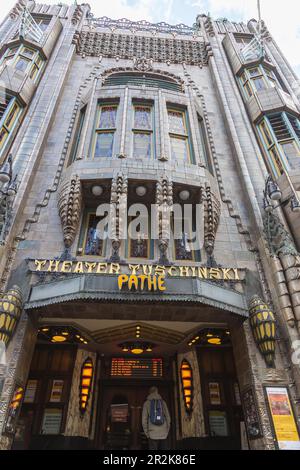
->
[0,0,299,75]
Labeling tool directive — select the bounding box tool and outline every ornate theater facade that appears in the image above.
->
[0,1,300,450]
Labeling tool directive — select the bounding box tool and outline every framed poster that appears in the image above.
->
[209,411,229,437]
[41,408,62,435]
[241,388,262,439]
[209,382,221,405]
[24,379,38,403]
[49,380,64,403]
[265,386,300,450]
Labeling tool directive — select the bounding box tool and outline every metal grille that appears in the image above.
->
[103,74,182,92]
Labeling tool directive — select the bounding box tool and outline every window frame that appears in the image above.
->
[167,107,193,164]
[126,214,153,261]
[91,103,118,159]
[239,65,281,100]
[77,210,108,258]
[0,95,22,158]
[257,113,300,177]
[131,103,154,160]
[1,44,45,83]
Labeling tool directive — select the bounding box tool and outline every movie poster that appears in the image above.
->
[266,387,300,450]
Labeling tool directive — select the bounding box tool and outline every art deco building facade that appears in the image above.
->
[0,1,300,451]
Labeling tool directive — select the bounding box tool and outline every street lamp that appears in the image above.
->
[263,175,300,214]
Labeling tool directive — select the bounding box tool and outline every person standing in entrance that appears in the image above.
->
[142,386,171,450]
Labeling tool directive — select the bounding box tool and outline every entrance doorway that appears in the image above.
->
[98,381,174,450]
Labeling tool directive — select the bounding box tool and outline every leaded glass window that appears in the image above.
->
[95,132,114,158]
[170,136,189,161]
[79,213,108,257]
[168,108,192,163]
[0,44,45,83]
[168,110,186,135]
[133,133,152,159]
[132,104,153,159]
[93,104,118,158]
[99,106,117,129]
[0,92,22,156]
[239,65,282,100]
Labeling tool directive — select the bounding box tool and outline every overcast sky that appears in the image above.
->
[1,0,299,75]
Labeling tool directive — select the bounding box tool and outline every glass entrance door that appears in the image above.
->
[99,383,172,450]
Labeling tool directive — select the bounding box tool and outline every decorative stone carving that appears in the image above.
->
[9,0,26,20]
[74,31,208,66]
[156,177,173,265]
[264,212,300,329]
[110,173,128,262]
[71,4,83,26]
[0,286,22,347]
[133,57,153,72]
[88,16,199,37]
[58,175,82,249]
[263,211,297,257]
[203,185,221,256]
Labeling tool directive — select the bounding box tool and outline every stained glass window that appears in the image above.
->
[132,104,153,159]
[83,214,107,256]
[95,132,114,158]
[168,110,186,135]
[99,106,117,129]
[134,106,152,130]
[168,108,192,163]
[0,95,22,154]
[170,136,189,161]
[93,104,118,158]
[133,132,151,159]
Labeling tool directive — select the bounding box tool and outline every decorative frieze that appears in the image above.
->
[58,175,82,249]
[264,211,300,329]
[156,177,173,264]
[110,173,128,262]
[203,185,221,256]
[74,31,208,66]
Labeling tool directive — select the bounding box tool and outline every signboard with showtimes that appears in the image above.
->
[111,358,163,379]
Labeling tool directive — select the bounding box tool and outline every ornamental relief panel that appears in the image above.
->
[74,31,209,66]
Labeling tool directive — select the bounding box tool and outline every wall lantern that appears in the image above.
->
[249,295,276,368]
[79,357,94,415]
[0,286,23,347]
[180,359,193,414]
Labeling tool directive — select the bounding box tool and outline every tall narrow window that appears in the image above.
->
[168,108,193,163]
[0,92,22,157]
[132,104,153,159]
[198,117,213,174]
[78,212,108,257]
[258,113,300,177]
[93,104,118,158]
[69,106,86,163]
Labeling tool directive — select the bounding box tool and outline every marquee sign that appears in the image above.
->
[31,259,244,283]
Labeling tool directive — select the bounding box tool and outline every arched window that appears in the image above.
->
[103,71,183,93]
